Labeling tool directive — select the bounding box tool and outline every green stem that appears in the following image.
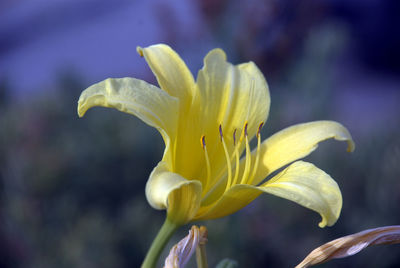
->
[141,218,180,268]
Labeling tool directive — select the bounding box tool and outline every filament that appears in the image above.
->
[247,122,264,185]
[240,122,252,184]
[220,125,233,192]
[201,135,211,193]
[231,128,241,186]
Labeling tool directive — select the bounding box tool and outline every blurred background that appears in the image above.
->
[1,0,400,267]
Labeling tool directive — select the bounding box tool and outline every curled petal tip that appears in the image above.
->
[77,100,86,118]
[347,140,356,153]
[318,220,328,228]
[137,46,144,57]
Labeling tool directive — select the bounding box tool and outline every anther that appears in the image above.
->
[244,121,248,136]
[233,129,237,146]
[219,124,223,142]
[200,135,206,149]
[257,122,264,138]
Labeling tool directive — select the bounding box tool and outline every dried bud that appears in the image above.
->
[296,225,400,268]
[164,225,204,268]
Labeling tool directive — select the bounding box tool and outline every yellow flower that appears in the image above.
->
[77,44,354,228]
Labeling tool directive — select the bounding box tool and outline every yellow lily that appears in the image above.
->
[78,44,354,229]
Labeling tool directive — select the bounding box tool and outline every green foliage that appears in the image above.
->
[216,258,239,268]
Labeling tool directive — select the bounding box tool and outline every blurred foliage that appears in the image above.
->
[0,73,167,268]
[1,1,400,267]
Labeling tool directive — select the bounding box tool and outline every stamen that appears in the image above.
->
[240,122,252,184]
[201,135,206,148]
[231,139,241,186]
[231,128,241,186]
[200,135,211,192]
[257,122,264,137]
[233,129,237,146]
[248,122,264,185]
[219,125,223,142]
[219,125,233,192]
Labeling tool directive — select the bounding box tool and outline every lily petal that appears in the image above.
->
[192,49,270,189]
[138,44,201,180]
[194,184,261,221]
[146,162,202,225]
[236,60,271,133]
[251,121,355,185]
[261,161,342,227]
[195,161,342,228]
[196,49,270,143]
[77,77,179,165]
[137,44,196,104]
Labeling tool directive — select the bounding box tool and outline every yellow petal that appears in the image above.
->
[137,44,200,179]
[251,120,355,185]
[196,49,270,143]
[194,184,262,221]
[77,77,179,165]
[137,44,196,104]
[236,60,271,133]
[195,161,342,227]
[146,162,202,225]
[188,49,270,189]
[261,161,342,227]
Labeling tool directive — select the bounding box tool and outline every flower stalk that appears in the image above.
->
[142,218,180,268]
[195,226,209,268]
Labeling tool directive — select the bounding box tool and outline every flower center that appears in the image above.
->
[200,121,264,195]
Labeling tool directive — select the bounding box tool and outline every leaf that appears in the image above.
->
[215,258,239,268]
